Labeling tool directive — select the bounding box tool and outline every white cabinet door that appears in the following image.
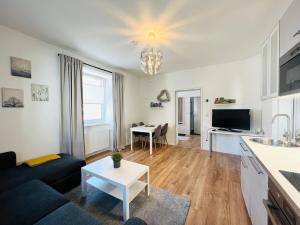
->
[240,142,251,215]
[261,41,269,99]
[242,156,251,215]
[261,25,279,99]
[248,156,268,225]
[269,25,279,97]
[280,0,300,57]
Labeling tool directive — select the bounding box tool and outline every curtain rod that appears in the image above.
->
[58,54,113,74]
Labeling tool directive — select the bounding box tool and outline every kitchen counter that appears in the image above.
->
[242,136,300,216]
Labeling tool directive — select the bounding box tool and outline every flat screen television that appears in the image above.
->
[212,109,250,131]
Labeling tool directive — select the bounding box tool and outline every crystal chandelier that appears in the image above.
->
[140,48,163,76]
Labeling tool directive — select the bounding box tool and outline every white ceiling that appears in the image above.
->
[0,0,292,75]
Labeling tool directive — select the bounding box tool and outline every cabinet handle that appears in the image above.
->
[241,157,247,168]
[248,156,263,175]
[293,30,300,37]
[263,199,282,225]
[240,142,248,152]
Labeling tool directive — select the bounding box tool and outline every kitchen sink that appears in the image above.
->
[249,138,299,148]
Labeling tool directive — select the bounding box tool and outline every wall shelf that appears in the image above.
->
[214,103,236,106]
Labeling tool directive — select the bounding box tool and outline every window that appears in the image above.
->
[82,69,106,125]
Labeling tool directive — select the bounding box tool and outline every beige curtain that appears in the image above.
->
[59,54,85,159]
[112,72,125,151]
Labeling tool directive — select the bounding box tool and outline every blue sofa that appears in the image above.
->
[0,151,85,193]
[0,151,147,225]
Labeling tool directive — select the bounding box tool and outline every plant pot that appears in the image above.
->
[113,160,121,168]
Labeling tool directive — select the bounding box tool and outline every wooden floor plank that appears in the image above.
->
[86,140,251,225]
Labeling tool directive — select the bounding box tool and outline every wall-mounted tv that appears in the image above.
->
[212,109,250,131]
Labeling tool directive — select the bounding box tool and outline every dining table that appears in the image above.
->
[130,125,156,155]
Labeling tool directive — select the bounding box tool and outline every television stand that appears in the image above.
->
[208,129,263,156]
[217,128,242,133]
[217,128,229,132]
[229,129,242,133]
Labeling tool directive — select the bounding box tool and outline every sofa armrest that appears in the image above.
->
[0,151,16,170]
[124,217,147,225]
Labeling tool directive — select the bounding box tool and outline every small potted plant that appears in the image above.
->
[111,151,123,168]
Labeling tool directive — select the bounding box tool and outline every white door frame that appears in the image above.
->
[175,88,203,149]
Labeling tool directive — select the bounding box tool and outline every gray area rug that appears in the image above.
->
[65,185,190,225]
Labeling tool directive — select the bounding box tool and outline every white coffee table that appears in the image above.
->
[81,156,150,221]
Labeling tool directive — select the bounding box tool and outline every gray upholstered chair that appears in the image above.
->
[160,123,168,146]
[139,122,145,126]
[132,123,142,148]
[142,125,162,150]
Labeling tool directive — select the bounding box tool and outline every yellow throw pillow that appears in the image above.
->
[24,154,61,167]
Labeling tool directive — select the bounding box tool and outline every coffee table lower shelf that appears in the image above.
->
[86,177,147,202]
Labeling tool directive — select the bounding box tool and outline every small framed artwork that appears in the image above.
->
[10,56,31,78]
[1,88,24,108]
[31,84,49,101]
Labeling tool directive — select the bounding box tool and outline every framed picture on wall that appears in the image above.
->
[31,84,49,101]
[1,88,24,108]
[10,56,31,78]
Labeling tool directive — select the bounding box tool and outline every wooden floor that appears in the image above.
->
[87,141,251,225]
[178,135,201,148]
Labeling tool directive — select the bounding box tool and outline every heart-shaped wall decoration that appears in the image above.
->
[157,89,171,103]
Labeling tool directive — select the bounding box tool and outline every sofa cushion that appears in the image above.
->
[24,154,61,167]
[0,153,85,193]
[0,180,69,225]
[34,202,102,225]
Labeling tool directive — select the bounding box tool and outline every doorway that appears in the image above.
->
[175,89,202,148]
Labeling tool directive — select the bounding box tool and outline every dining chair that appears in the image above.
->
[143,125,162,150]
[132,123,142,148]
[160,123,168,147]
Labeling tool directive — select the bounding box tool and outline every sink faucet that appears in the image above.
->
[272,114,292,142]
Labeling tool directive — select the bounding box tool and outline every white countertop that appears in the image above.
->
[242,136,300,214]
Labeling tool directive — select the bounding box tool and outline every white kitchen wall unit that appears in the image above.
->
[261,24,279,100]
[240,138,268,225]
[84,125,111,156]
[280,0,300,57]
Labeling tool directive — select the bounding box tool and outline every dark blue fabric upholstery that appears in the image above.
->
[0,180,68,225]
[0,151,16,170]
[0,153,85,193]
[124,217,148,225]
[0,152,147,225]
[34,202,102,225]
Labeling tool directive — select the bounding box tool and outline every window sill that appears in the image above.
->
[84,123,111,128]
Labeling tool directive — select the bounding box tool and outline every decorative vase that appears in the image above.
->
[113,160,121,168]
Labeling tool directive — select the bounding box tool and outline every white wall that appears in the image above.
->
[0,25,141,162]
[139,55,262,150]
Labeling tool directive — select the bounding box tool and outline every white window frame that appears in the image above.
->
[82,73,106,126]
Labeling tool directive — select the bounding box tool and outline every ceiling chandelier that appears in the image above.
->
[140,47,163,76]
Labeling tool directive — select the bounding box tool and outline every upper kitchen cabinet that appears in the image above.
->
[261,25,279,100]
[280,0,300,57]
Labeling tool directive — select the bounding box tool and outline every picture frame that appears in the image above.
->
[10,56,31,78]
